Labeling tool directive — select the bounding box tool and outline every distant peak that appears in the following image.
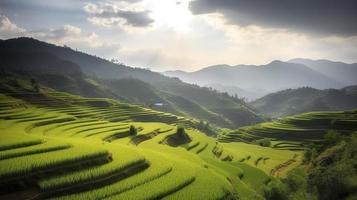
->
[196,64,232,72]
[164,70,187,73]
[6,37,38,42]
[268,60,284,65]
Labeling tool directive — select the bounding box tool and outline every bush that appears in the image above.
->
[255,157,263,166]
[256,138,271,147]
[309,162,353,200]
[176,126,186,138]
[283,168,307,192]
[303,147,317,164]
[264,180,289,200]
[324,130,341,146]
[129,125,137,136]
[31,78,40,92]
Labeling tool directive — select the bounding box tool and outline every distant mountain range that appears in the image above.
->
[250,86,357,118]
[164,59,357,99]
[204,83,262,101]
[0,37,264,129]
[2,37,356,125]
[289,58,357,85]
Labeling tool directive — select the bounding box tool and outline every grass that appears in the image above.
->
[53,152,174,200]
[220,110,357,143]
[0,90,319,199]
[235,162,270,192]
[223,142,302,176]
[0,145,108,181]
[0,135,42,151]
[105,160,196,200]
[38,145,145,191]
[0,140,71,160]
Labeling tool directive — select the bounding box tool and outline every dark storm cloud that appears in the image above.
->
[189,0,357,36]
[84,2,154,27]
[94,10,154,27]
[115,10,154,27]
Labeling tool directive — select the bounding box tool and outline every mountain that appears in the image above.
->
[250,86,357,118]
[204,83,263,100]
[1,37,172,83]
[0,44,118,100]
[0,37,264,129]
[289,58,357,85]
[164,61,344,98]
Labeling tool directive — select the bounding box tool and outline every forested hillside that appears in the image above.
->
[0,37,264,129]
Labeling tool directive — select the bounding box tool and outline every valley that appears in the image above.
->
[0,38,356,200]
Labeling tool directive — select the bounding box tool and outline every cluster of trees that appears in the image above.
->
[256,138,271,147]
[264,168,315,200]
[308,133,357,200]
[265,131,357,200]
[31,78,40,92]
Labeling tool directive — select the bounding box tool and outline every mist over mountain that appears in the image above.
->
[164,60,349,99]
[204,83,263,101]
[289,58,357,85]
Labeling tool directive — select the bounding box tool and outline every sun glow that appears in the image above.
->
[148,0,192,33]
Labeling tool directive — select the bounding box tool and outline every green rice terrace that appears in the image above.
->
[0,87,356,199]
[219,110,357,148]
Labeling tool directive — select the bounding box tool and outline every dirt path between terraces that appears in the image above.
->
[270,159,296,177]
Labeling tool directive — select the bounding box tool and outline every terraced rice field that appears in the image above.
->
[0,91,306,199]
[219,110,357,147]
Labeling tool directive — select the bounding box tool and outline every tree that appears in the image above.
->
[256,138,271,147]
[129,125,137,136]
[177,126,185,136]
[324,130,341,146]
[31,78,40,92]
[264,180,289,200]
[176,126,189,140]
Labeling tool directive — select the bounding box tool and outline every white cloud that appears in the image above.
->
[0,14,120,59]
[186,13,357,66]
[1,1,357,73]
[0,15,25,39]
[28,24,121,58]
[30,25,103,48]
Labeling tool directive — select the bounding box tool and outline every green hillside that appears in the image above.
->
[0,37,264,129]
[250,86,357,118]
[219,110,357,150]
[1,38,356,200]
[0,81,301,199]
[218,110,357,199]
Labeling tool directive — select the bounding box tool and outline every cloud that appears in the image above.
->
[26,25,104,49]
[189,0,357,36]
[0,15,25,39]
[84,2,154,28]
[0,15,120,59]
[117,45,199,70]
[28,25,120,58]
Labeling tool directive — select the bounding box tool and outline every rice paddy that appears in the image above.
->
[1,90,350,199]
[219,110,357,152]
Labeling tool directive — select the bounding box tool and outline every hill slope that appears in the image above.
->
[251,86,357,118]
[0,84,301,200]
[205,83,262,100]
[220,110,357,143]
[164,61,344,98]
[0,37,264,129]
[289,58,357,85]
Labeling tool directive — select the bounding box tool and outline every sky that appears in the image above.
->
[0,0,357,72]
